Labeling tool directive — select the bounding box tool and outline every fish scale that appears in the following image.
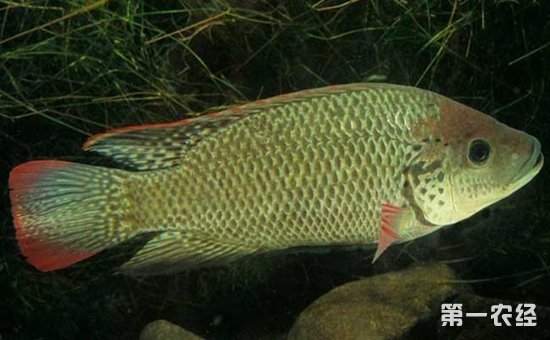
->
[129,87,430,250]
[9,83,543,274]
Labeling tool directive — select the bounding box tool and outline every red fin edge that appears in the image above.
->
[9,161,99,271]
[82,118,196,150]
[82,109,233,151]
[372,202,404,263]
[9,160,69,188]
[15,219,99,272]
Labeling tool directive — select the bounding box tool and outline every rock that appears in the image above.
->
[288,263,461,339]
[140,320,203,340]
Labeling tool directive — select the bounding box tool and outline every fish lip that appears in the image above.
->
[510,137,543,185]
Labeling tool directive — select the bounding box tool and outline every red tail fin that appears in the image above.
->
[9,160,127,271]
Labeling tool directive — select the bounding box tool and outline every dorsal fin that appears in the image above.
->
[83,83,378,170]
[83,113,239,170]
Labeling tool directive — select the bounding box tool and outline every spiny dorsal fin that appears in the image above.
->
[83,83,378,170]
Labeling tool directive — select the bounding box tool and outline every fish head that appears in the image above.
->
[405,97,543,228]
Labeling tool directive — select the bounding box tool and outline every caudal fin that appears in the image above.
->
[9,160,132,271]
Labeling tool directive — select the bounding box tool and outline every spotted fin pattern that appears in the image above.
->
[83,115,239,170]
[9,160,132,271]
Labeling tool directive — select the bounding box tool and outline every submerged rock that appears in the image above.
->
[288,263,461,339]
[140,320,203,340]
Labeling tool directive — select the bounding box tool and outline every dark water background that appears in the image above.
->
[1,1,549,339]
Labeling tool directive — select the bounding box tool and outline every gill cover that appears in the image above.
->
[406,158,456,226]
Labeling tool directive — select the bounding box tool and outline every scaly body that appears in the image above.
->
[132,86,435,246]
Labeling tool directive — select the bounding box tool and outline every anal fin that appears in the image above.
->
[120,230,262,275]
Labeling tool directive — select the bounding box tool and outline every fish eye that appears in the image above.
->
[468,139,491,165]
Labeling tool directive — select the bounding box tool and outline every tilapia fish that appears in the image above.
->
[9,83,543,275]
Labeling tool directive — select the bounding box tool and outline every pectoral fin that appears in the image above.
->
[372,203,406,263]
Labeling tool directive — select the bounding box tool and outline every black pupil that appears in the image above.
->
[469,140,491,164]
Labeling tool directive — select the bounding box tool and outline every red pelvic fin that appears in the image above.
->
[372,202,404,263]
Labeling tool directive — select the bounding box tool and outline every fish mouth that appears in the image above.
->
[510,136,544,186]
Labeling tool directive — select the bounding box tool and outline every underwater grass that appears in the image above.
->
[1,0,550,338]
